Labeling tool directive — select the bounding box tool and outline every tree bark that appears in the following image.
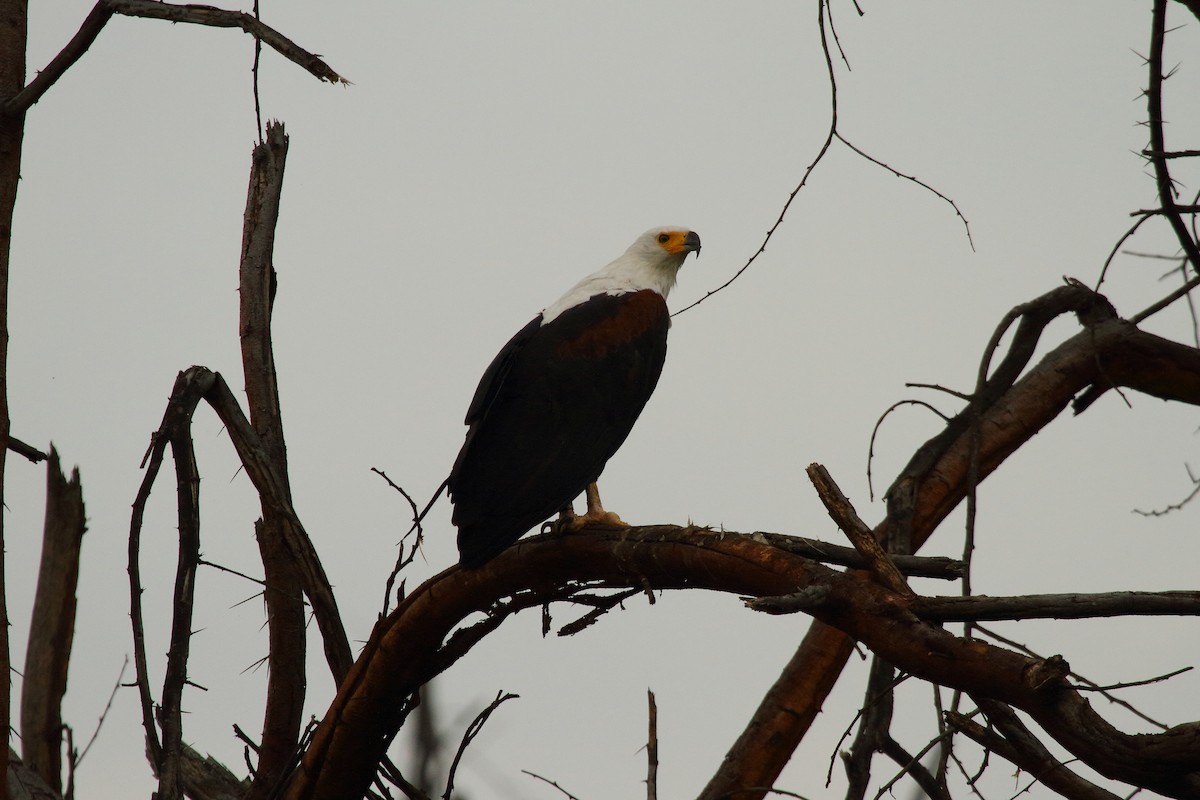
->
[0,0,29,791]
[20,448,85,793]
[281,526,1200,800]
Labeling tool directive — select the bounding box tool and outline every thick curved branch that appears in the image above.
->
[702,287,1200,799]
[281,528,1200,800]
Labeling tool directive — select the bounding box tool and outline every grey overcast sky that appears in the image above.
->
[8,2,1200,797]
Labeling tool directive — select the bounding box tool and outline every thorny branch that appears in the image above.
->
[1146,0,1200,275]
[127,367,213,800]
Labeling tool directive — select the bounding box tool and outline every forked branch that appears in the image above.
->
[281,527,1200,800]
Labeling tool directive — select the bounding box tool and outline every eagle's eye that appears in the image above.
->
[657,233,671,244]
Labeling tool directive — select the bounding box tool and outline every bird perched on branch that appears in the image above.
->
[449,226,701,567]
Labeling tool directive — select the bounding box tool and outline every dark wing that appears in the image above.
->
[449,290,670,567]
[461,314,543,427]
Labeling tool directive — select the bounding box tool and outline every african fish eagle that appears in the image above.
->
[449,226,701,567]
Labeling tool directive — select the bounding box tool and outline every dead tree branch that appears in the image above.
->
[647,689,659,800]
[701,282,1200,800]
[278,527,1200,800]
[239,120,309,800]
[842,657,898,800]
[0,0,26,788]
[948,700,1123,800]
[20,447,85,794]
[3,0,346,116]
[913,591,1200,622]
[806,464,912,597]
[737,532,963,580]
[1146,0,1200,275]
[441,691,518,800]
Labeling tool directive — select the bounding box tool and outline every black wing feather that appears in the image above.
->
[448,291,669,567]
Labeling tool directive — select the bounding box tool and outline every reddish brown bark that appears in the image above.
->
[280,526,1200,800]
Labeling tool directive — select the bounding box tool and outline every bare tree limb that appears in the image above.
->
[1146,0,1200,275]
[522,771,584,800]
[128,367,216,792]
[204,373,353,682]
[278,526,1200,800]
[0,0,27,789]
[875,734,951,800]
[441,691,518,800]
[6,435,47,463]
[740,532,964,579]
[157,373,209,800]
[806,464,912,597]
[947,701,1123,800]
[20,447,86,793]
[842,657,896,800]
[239,120,308,800]
[3,0,346,116]
[913,590,1200,622]
[709,283,1200,800]
[647,689,659,800]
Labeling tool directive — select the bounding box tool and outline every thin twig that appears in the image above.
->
[671,0,840,318]
[867,399,950,501]
[74,656,128,767]
[373,468,436,617]
[973,624,1168,730]
[1074,665,1192,692]
[252,0,264,145]
[1130,270,1200,323]
[1134,461,1200,516]
[521,771,584,800]
[834,131,974,251]
[442,692,518,799]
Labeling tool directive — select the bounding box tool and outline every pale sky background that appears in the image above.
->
[7,2,1200,798]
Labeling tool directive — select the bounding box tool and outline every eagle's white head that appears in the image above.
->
[542,226,701,323]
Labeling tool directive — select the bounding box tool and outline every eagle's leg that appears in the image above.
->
[562,482,629,530]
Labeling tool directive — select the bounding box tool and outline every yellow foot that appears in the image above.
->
[561,509,630,531]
